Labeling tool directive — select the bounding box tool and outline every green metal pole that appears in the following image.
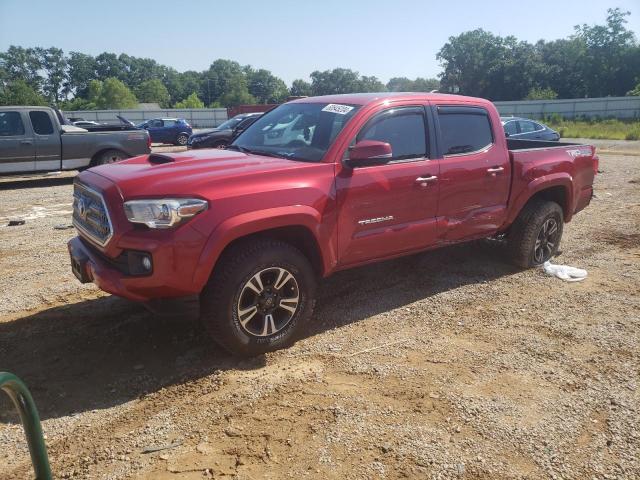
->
[0,372,52,480]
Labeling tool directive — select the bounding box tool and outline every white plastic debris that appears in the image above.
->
[542,261,588,282]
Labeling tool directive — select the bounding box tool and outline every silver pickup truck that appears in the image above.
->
[0,106,151,174]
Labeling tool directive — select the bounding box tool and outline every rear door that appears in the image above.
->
[336,105,440,265]
[30,110,62,171]
[434,104,510,241]
[0,110,35,173]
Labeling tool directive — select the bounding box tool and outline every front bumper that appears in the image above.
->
[68,231,206,303]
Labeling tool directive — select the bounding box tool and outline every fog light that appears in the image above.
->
[126,251,153,275]
[141,256,152,271]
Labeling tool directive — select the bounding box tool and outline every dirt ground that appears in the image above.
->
[0,143,638,479]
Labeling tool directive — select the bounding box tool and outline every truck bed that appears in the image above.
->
[506,138,582,151]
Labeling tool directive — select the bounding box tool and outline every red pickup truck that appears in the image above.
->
[68,93,597,356]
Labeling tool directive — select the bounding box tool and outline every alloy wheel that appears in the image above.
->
[534,218,559,263]
[236,267,300,337]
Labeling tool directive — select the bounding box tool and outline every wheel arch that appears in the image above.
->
[506,174,574,227]
[89,147,129,166]
[192,207,333,292]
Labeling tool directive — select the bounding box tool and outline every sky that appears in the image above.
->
[1,0,639,85]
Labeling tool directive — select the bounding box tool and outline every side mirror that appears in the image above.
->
[344,140,392,168]
[505,132,510,137]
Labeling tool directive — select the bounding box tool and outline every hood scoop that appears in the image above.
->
[148,154,175,165]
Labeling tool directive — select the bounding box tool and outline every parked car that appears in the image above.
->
[187,113,262,150]
[501,116,560,141]
[137,118,192,146]
[0,106,150,174]
[68,93,597,356]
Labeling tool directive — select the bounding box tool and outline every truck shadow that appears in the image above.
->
[0,175,75,190]
[0,241,515,421]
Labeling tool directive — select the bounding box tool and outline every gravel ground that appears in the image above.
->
[0,145,638,479]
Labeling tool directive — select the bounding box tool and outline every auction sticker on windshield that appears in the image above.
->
[322,104,355,115]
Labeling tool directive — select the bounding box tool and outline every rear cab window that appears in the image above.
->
[436,106,493,155]
[0,111,26,136]
[29,111,54,135]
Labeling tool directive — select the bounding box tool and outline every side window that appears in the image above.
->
[29,111,54,135]
[357,107,427,161]
[164,120,176,127]
[518,121,537,133]
[0,111,25,136]
[437,107,493,155]
[503,121,518,136]
[532,122,544,131]
[149,119,163,128]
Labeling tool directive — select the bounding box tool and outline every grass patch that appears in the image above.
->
[545,118,640,140]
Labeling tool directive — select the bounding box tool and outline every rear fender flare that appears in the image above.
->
[191,206,331,291]
[506,173,574,226]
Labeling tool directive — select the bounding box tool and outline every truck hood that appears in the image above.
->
[88,149,313,198]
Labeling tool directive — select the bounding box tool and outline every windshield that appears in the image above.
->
[216,117,244,130]
[232,102,360,162]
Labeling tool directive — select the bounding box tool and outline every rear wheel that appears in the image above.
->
[213,141,228,149]
[176,133,189,146]
[507,199,563,268]
[94,149,128,165]
[200,239,317,356]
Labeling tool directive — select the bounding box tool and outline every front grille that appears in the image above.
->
[72,182,113,246]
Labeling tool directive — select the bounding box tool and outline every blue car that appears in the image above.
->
[137,118,193,145]
[501,116,560,141]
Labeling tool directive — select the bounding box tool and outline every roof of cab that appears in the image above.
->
[288,92,491,107]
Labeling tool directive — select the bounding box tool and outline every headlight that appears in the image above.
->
[123,198,207,229]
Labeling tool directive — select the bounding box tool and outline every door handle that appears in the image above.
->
[20,140,33,145]
[415,175,438,185]
[487,166,504,174]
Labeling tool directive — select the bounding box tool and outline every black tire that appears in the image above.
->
[176,133,189,146]
[213,141,228,149]
[94,149,128,166]
[200,239,317,356]
[507,199,564,268]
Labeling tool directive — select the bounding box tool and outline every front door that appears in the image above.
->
[0,110,35,173]
[30,110,62,171]
[146,119,165,143]
[434,105,511,241]
[336,106,440,266]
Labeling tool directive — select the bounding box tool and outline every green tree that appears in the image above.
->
[310,68,361,95]
[387,77,440,92]
[38,47,67,103]
[525,87,558,100]
[627,82,640,96]
[0,79,47,106]
[96,77,137,109]
[202,59,245,106]
[290,79,312,97]
[218,85,255,107]
[65,51,97,98]
[136,79,170,107]
[246,68,288,103]
[174,92,204,108]
[0,46,43,93]
[359,75,385,92]
[573,8,639,97]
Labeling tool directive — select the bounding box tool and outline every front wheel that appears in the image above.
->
[507,199,564,268]
[200,239,317,356]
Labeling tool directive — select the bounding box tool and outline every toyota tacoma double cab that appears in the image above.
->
[68,93,597,356]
